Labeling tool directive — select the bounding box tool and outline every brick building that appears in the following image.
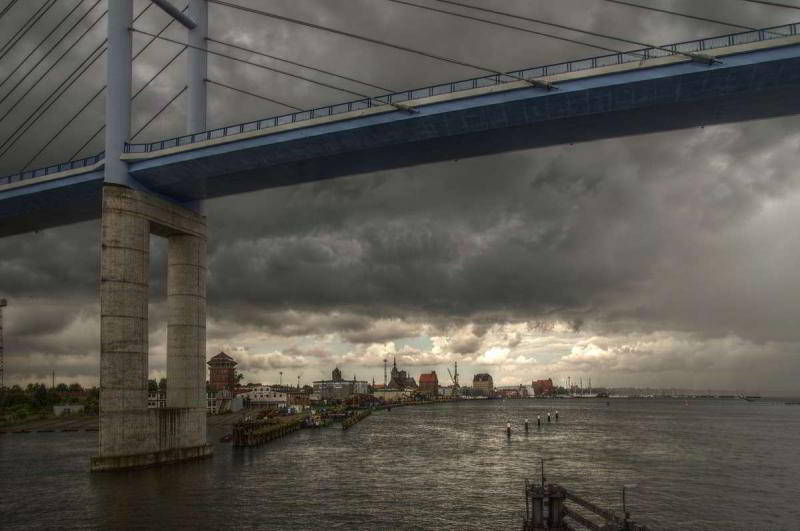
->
[418,371,439,397]
[532,378,555,397]
[207,351,237,392]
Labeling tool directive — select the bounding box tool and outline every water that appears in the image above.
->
[1,399,799,530]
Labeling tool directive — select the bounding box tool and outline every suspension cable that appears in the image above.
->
[131,86,186,140]
[19,81,104,170]
[22,46,185,170]
[207,37,393,93]
[599,0,759,30]
[0,42,106,158]
[738,0,800,9]
[206,0,554,80]
[132,2,181,61]
[0,7,107,119]
[0,0,19,23]
[0,0,102,99]
[130,28,375,99]
[61,4,182,163]
[0,0,57,62]
[206,79,302,110]
[411,0,713,63]
[390,0,628,54]
[69,125,103,161]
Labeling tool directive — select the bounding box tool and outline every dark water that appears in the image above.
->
[1,399,799,530]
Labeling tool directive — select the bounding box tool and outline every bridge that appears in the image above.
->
[0,1,798,471]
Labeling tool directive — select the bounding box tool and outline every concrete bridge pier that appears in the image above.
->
[90,184,212,471]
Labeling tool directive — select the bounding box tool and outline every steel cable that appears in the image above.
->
[0,0,102,100]
[206,79,302,110]
[0,0,19,23]
[131,85,186,140]
[206,0,550,78]
[0,7,108,121]
[207,37,393,93]
[0,0,57,62]
[0,42,106,158]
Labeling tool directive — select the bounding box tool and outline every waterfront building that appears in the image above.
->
[418,371,439,397]
[387,357,418,390]
[495,385,528,399]
[313,367,369,401]
[532,378,555,397]
[207,351,238,392]
[239,386,288,408]
[473,373,494,397]
[371,388,412,402]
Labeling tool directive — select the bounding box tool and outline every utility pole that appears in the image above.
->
[0,298,6,389]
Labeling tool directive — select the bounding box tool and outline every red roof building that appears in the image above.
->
[208,352,238,392]
[532,378,555,397]
[418,371,439,397]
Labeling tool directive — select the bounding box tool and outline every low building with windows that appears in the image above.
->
[313,367,369,402]
[239,386,288,409]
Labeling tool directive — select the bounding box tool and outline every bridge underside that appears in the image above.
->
[1,42,799,237]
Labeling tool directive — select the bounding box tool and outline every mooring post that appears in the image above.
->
[556,410,559,421]
[537,415,541,427]
[525,418,529,433]
[507,421,511,438]
[547,412,551,423]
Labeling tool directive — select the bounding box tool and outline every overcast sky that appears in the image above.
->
[1,0,799,394]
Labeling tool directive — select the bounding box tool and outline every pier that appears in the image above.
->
[523,481,649,531]
[231,416,307,448]
[341,409,371,430]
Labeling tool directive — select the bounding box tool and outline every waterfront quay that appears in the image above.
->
[2,398,798,530]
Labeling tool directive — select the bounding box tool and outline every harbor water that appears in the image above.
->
[1,398,799,530]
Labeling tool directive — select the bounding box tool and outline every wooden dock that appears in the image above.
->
[341,409,371,430]
[231,416,306,447]
[523,481,649,531]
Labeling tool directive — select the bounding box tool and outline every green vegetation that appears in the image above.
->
[0,383,99,426]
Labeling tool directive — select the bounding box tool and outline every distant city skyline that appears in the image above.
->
[2,1,799,396]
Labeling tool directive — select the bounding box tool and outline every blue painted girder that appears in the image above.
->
[127,43,800,203]
[2,42,800,237]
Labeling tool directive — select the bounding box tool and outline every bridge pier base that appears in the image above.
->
[91,184,212,471]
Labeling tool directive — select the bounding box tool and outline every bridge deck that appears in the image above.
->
[1,23,799,236]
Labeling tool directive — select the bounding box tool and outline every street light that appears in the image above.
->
[279,371,283,386]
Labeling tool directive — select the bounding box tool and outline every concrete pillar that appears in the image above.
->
[166,233,206,416]
[97,190,149,456]
[92,185,211,472]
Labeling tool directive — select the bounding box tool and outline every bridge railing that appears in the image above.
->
[123,22,798,156]
[1,22,798,187]
[0,152,104,186]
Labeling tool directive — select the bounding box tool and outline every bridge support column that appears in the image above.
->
[91,184,212,471]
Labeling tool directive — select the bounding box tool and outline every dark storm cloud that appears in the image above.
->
[1,0,800,388]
